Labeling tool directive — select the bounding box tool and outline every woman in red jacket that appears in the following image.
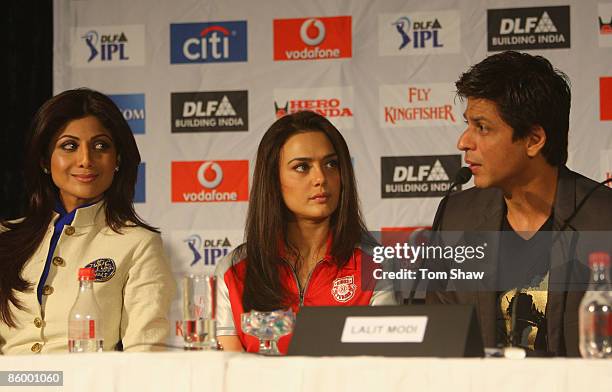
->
[215,111,397,353]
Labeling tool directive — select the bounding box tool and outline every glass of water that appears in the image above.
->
[241,309,295,355]
[183,275,218,350]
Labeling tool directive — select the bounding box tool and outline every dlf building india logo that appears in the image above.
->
[171,160,248,202]
[72,25,145,67]
[171,91,248,132]
[170,21,247,63]
[273,16,352,60]
[487,6,570,51]
[381,155,462,198]
[378,10,461,55]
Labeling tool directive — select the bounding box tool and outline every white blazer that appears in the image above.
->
[0,201,176,354]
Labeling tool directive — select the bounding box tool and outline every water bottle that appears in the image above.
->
[579,252,612,358]
[68,267,104,352]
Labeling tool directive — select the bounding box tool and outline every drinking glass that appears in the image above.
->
[241,309,295,355]
[183,275,218,350]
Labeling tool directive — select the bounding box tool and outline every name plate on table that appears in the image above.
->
[287,305,483,357]
[341,316,427,343]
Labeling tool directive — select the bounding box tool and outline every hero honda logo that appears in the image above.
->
[171,160,248,202]
[170,21,247,63]
[379,11,460,55]
[274,16,352,61]
[273,86,354,129]
[381,155,462,198]
[171,91,248,132]
[487,6,570,51]
[72,25,145,67]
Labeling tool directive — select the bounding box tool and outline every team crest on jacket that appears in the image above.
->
[331,275,357,303]
[85,258,116,282]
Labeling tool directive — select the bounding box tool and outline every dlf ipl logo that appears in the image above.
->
[184,235,233,267]
[378,11,461,55]
[273,16,351,61]
[109,94,145,134]
[170,21,247,63]
[72,25,145,67]
[171,160,248,202]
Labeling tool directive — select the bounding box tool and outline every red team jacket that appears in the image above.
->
[215,242,397,354]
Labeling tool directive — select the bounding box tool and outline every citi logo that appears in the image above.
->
[170,21,247,64]
[183,25,231,60]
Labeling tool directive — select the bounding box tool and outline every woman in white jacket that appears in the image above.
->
[0,88,175,354]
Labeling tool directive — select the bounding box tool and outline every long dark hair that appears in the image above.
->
[0,88,156,327]
[240,111,369,311]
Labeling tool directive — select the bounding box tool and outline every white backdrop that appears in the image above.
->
[53,0,612,344]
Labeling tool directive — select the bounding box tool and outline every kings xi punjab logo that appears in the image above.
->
[331,275,357,303]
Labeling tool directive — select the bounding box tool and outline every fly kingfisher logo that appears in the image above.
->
[378,10,460,55]
[487,6,570,51]
[171,91,248,132]
[72,25,145,67]
[170,21,247,63]
[273,16,352,61]
[381,155,462,198]
[600,3,612,47]
[109,94,145,134]
[171,160,248,203]
[379,83,460,128]
[273,86,354,129]
[601,77,612,121]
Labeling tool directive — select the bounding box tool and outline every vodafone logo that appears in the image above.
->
[300,19,325,46]
[273,16,352,61]
[171,160,248,203]
[197,162,223,188]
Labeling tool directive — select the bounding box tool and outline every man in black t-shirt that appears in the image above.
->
[425,51,612,356]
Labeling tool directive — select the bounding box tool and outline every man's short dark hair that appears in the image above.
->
[455,51,571,166]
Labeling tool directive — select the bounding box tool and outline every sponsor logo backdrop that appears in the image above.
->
[54,0,612,341]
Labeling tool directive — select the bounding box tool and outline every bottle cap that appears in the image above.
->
[78,267,96,281]
[588,252,610,268]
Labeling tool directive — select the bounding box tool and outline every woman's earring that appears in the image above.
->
[43,168,49,174]
[115,166,119,172]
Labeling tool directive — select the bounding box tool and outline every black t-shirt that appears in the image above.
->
[496,212,553,351]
